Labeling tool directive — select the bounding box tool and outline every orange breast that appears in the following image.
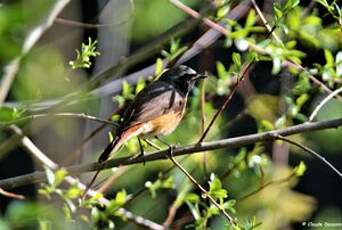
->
[147,111,184,136]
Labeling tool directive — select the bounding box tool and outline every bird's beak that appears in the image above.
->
[191,74,208,81]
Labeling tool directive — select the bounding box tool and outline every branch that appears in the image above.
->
[275,135,342,179]
[237,171,296,201]
[0,0,71,103]
[0,187,25,200]
[54,17,130,28]
[251,0,282,45]
[169,0,230,36]
[0,113,118,128]
[198,61,254,142]
[1,118,341,189]
[169,155,236,225]
[7,125,164,230]
[309,87,342,122]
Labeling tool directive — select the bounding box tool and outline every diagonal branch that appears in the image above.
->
[169,155,236,225]
[7,125,164,230]
[0,118,341,189]
[274,134,342,179]
[0,0,71,104]
[309,87,342,122]
[0,113,118,128]
[198,61,254,142]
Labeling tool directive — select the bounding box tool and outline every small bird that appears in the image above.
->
[84,65,205,193]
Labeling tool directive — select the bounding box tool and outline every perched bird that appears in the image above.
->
[84,65,205,194]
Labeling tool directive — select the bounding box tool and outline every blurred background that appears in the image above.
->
[0,0,341,229]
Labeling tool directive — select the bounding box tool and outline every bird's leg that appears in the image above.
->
[137,137,146,165]
[154,136,175,158]
[143,138,161,151]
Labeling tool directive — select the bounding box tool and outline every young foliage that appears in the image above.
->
[69,37,101,69]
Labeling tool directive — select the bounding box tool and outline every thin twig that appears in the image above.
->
[163,199,181,228]
[96,166,128,193]
[8,125,164,230]
[168,155,236,225]
[54,17,130,28]
[251,0,282,45]
[237,171,296,201]
[169,0,230,36]
[198,61,254,143]
[1,118,341,189]
[0,113,118,128]
[309,87,342,122]
[0,187,25,200]
[0,0,71,104]
[274,134,342,179]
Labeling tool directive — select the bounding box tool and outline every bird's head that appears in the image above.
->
[160,65,206,95]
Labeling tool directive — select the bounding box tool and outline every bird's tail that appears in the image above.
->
[82,134,123,199]
[82,125,143,199]
[98,134,122,163]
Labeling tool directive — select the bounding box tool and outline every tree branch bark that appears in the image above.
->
[0,118,341,189]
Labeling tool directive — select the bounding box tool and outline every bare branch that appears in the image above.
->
[238,171,296,201]
[1,118,341,189]
[54,17,130,28]
[169,0,230,36]
[251,0,282,44]
[198,61,254,142]
[0,113,118,128]
[274,135,342,179]
[309,87,342,122]
[0,0,71,104]
[169,154,236,225]
[0,188,25,200]
[6,125,164,230]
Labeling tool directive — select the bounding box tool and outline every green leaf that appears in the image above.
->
[217,5,230,18]
[232,52,241,68]
[294,161,306,176]
[216,61,227,79]
[208,174,227,201]
[145,175,174,198]
[115,190,127,206]
[273,4,283,19]
[245,9,256,27]
[185,193,200,203]
[53,168,67,187]
[111,114,121,122]
[135,78,146,94]
[324,49,334,68]
[260,120,274,131]
[0,107,21,122]
[69,37,100,69]
[155,58,164,76]
[296,93,309,108]
[122,80,132,97]
[66,186,82,199]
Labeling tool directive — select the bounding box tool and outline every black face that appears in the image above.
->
[160,65,204,95]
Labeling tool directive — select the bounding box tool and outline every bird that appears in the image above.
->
[84,65,205,195]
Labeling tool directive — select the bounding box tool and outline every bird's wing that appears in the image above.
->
[121,81,184,128]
